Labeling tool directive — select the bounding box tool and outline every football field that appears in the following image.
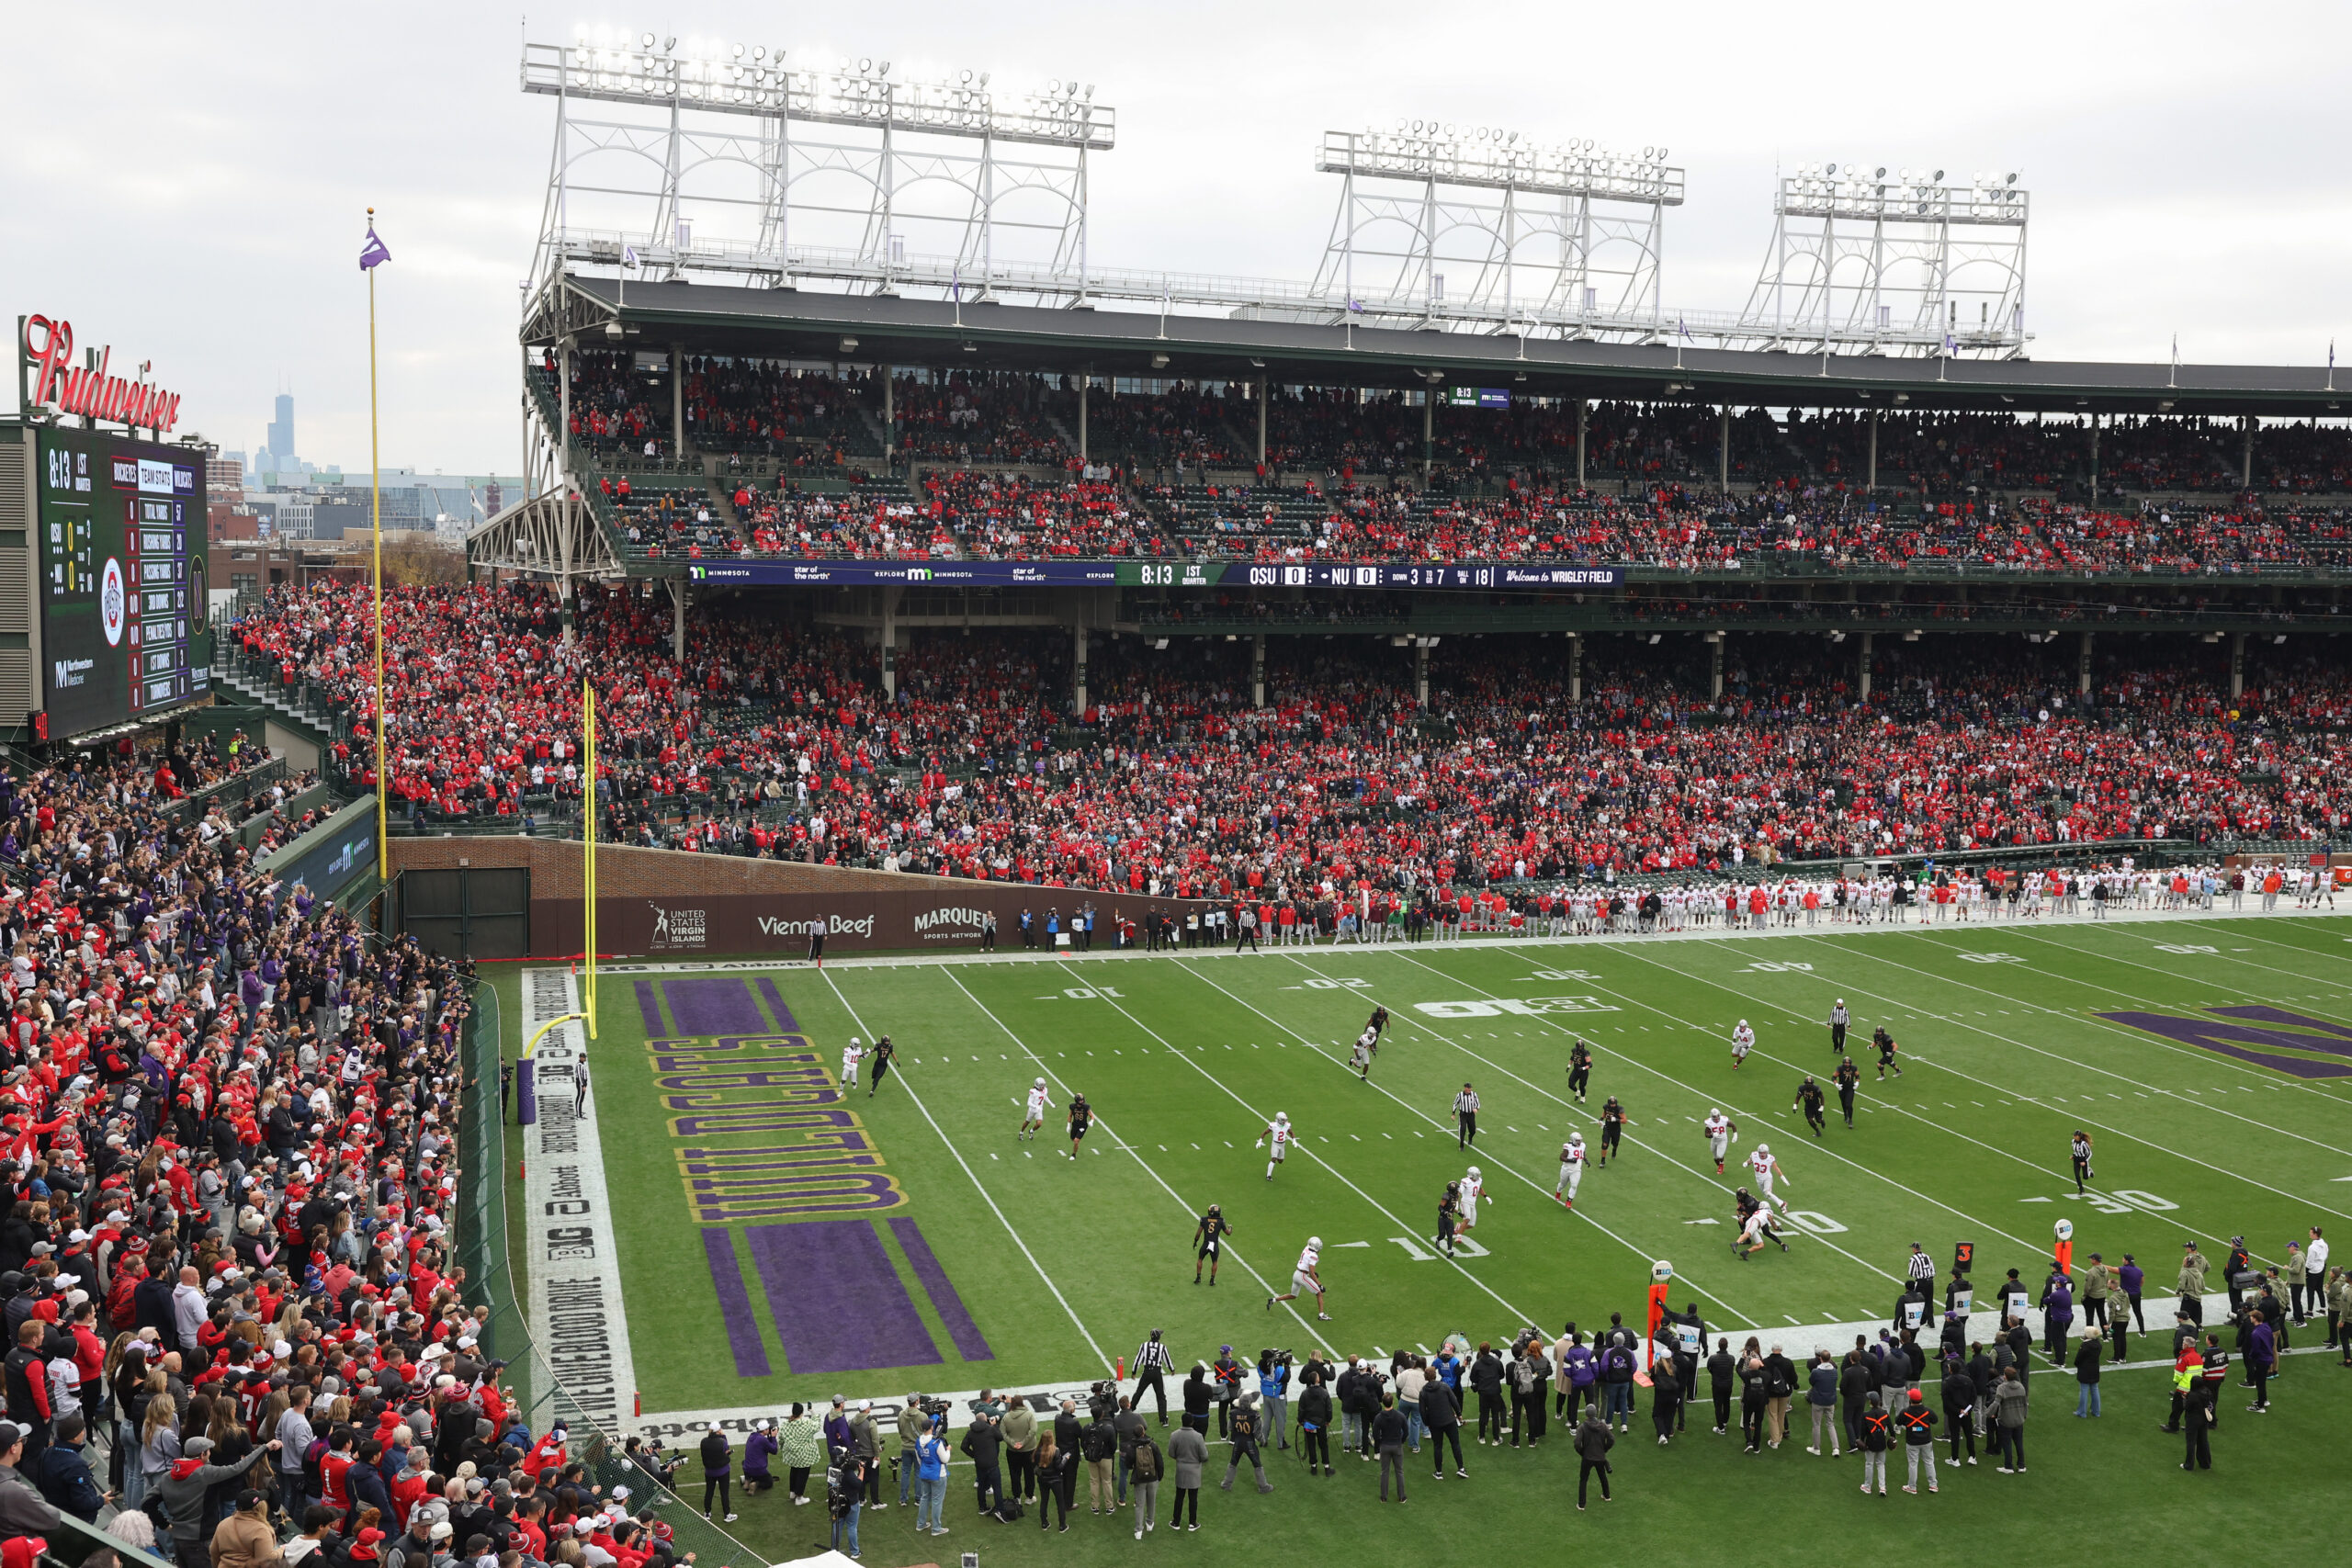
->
[504,908,2352,1563]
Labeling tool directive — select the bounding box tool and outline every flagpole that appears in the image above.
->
[368,207,388,889]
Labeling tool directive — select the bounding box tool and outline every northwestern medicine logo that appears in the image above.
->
[51,657,94,690]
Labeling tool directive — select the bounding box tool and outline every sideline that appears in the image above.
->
[522,966,641,1436]
[628,1287,2312,1439]
[574,903,2352,977]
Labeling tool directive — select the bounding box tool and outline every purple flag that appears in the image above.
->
[358,225,391,271]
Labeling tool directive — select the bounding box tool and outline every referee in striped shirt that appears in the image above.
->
[1453,1083,1481,1149]
[1133,1330,1176,1425]
[1906,1243,1939,1297]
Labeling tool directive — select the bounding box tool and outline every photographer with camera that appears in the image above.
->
[826,1447,865,1556]
[1256,1350,1291,1452]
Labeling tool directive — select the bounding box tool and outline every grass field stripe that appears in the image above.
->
[1182,957,1765,1328]
[1766,938,2352,1241]
[930,964,1327,1345]
[1994,926,2352,1110]
[1046,957,1538,1328]
[1548,948,2146,1249]
[2184,917,2352,984]
[1227,957,1784,1323]
[816,969,1114,1376]
[1930,925,2352,1104]
[1847,927,2352,1124]
[700,1228,774,1378]
[1792,933,2352,1172]
[1374,949,2022,1279]
[1604,939,2318,1262]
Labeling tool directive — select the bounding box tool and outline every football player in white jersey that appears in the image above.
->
[841,1036,865,1090]
[1555,1133,1587,1210]
[1460,1166,1489,1230]
[1269,1235,1330,1320]
[1734,1193,1787,1258]
[1350,1028,1377,1081]
[1730,1019,1755,1068]
[1255,1111,1295,1180]
[1702,1110,1736,1176]
[1747,1143,1790,1211]
[1018,1076,1053,1141]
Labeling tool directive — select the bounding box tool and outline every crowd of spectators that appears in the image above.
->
[227,585,2351,902]
[0,725,537,1566]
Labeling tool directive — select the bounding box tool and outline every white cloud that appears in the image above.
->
[8,0,2347,474]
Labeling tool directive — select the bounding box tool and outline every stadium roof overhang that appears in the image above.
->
[532,276,2349,421]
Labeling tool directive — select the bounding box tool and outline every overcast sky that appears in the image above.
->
[11,2,2347,475]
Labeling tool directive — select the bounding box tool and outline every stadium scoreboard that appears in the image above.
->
[35,425,208,737]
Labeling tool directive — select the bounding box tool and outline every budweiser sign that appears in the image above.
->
[18,314,183,434]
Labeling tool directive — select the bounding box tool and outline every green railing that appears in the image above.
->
[453,980,766,1567]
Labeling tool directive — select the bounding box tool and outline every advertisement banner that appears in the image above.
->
[682,558,1621,591]
[530,886,1216,960]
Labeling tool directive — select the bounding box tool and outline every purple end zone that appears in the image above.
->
[747,1221,942,1375]
[635,981,667,1037]
[755,976,797,1032]
[889,1216,992,1361]
[663,976,769,1037]
[701,1229,774,1378]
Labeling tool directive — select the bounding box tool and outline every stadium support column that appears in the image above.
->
[2078,629,2094,697]
[1073,625,1090,716]
[1422,390,1433,482]
[1252,633,1266,708]
[1256,376,1268,471]
[1719,405,1730,490]
[1415,639,1429,708]
[1576,397,1588,489]
[884,369,895,464]
[1567,632,1582,702]
[671,347,684,457]
[1079,374,1090,467]
[2089,414,2101,504]
[1867,410,1879,491]
[2242,415,2255,491]
[1708,632,1724,701]
[1858,631,1874,702]
[666,577,688,663]
[881,586,901,701]
[2230,632,2245,702]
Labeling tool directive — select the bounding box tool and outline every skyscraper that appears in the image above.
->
[266,394,295,459]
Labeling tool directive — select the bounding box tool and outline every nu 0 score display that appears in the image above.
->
[35,428,208,738]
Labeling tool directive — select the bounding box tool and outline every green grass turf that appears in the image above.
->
[526,916,2352,1562]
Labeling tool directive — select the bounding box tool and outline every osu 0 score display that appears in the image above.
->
[35,427,208,739]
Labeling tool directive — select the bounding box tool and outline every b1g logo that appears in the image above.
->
[99,558,127,646]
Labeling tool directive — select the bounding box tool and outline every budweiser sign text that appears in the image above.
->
[19,314,182,434]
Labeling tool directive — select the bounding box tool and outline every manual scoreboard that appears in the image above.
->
[35,426,209,738]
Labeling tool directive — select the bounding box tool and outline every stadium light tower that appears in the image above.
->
[1311,123,1683,334]
[1736,163,2030,356]
[520,28,1114,309]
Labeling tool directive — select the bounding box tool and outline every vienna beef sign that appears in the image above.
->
[18,313,184,434]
